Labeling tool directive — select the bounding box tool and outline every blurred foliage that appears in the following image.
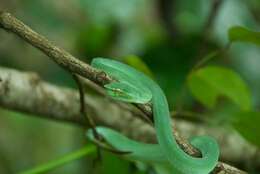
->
[232,111,260,148]
[122,55,154,79]
[76,24,116,58]
[1,0,260,173]
[188,66,252,110]
[99,152,130,174]
[228,26,260,46]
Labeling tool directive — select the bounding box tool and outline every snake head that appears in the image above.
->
[105,81,152,104]
[91,57,152,103]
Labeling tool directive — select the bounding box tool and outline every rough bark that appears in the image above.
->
[0,66,253,173]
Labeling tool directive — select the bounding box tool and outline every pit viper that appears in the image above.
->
[86,58,219,174]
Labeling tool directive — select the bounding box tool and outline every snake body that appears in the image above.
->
[87,58,219,174]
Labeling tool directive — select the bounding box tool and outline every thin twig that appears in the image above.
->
[72,74,97,129]
[72,74,127,161]
[192,42,231,71]
[72,74,104,162]
[172,110,209,123]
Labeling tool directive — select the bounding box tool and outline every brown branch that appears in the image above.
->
[0,11,111,86]
[0,10,185,150]
[72,74,96,129]
[0,11,153,120]
[0,66,157,142]
[72,74,104,159]
[0,66,253,173]
[0,12,248,174]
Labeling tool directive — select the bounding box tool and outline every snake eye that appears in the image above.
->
[111,88,125,95]
[104,82,136,102]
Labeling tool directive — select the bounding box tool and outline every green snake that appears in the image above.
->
[86,58,219,174]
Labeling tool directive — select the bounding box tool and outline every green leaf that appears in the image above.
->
[232,111,260,148]
[123,55,154,78]
[228,26,260,46]
[187,66,252,110]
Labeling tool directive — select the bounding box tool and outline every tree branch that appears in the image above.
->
[0,67,252,174]
[0,11,153,121]
[0,11,111,86]
[0,66,156,142]
[0,12,249,174]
